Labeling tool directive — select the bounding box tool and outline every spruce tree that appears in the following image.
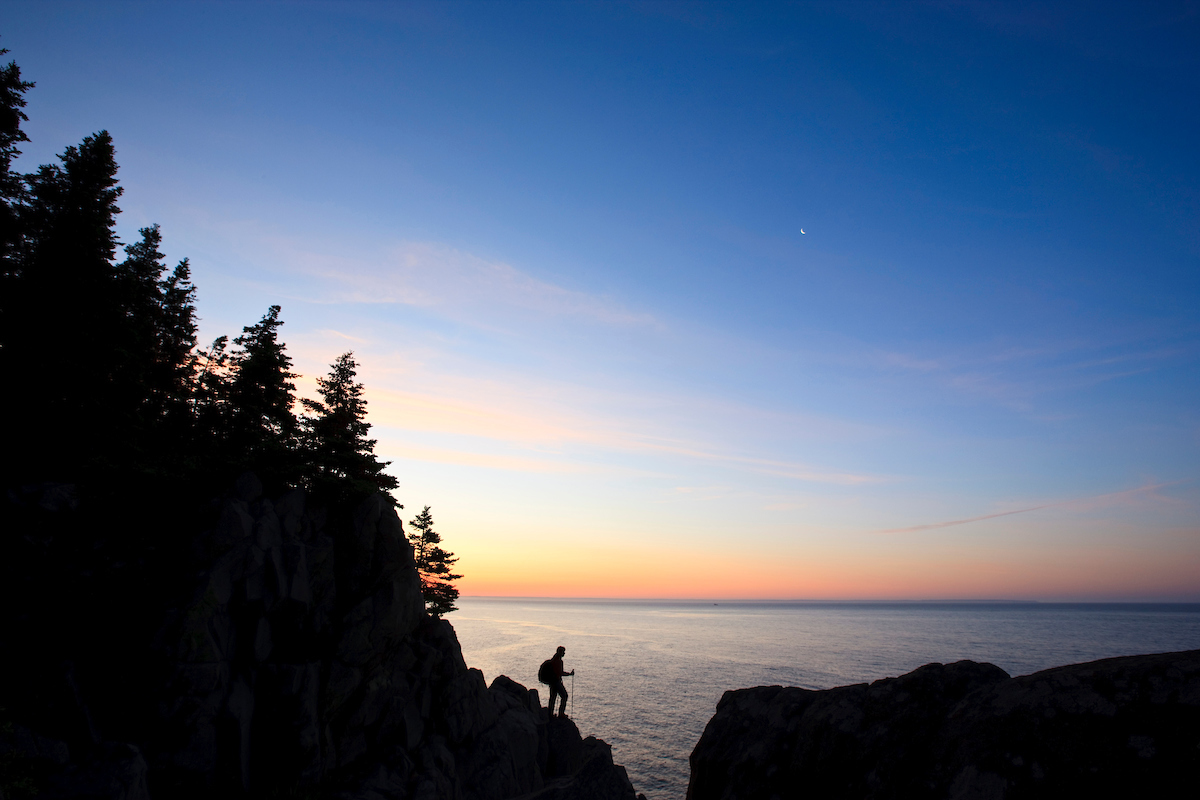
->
[301,351,399,501]
[190,334,233,461]
[0,44,33,275]
[5,131,123,477]
[156,255,198,424]
[407,506,461,617]
[0,47,34,484]
[110,225,199,455]
[158,257,198,388]
[113,225,168,426]
[227,305,299,480]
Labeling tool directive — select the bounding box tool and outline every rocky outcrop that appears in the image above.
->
[0,727,149,800]
[528,717,641,800]
[1,478,639,800]
[687,650,1200,800]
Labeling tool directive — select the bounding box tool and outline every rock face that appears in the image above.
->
[687,650,1200,800]
[0,481,639,800]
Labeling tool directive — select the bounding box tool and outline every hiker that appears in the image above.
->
[539,645,575,718]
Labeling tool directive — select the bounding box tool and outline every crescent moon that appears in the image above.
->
[800,229,806,234]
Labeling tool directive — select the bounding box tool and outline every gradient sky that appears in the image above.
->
[7,1,1199,599]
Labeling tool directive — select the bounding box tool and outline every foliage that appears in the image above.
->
[301,351,399,502]
[111,224,200,449]
[407,506,462,617]
[0,129,125,480]
[0,42,441,509]
[225,305,300,483]
[0,42,463,797]
[0,44,33,273]
[0,43,457,600]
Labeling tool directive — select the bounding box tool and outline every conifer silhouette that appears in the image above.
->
[6,131,123,478]
[0,43,33,271]
[302,351,399,501]
[407,506,462,617]
[228,305,300,484]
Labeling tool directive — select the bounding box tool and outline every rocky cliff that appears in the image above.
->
[687,649,1200,800]
[0,478,642,800]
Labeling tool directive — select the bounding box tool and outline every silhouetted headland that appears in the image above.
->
[0,476,642,800]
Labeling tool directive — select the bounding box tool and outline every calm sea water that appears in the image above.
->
[450,598,1200,800]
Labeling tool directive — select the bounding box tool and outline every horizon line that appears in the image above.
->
[457,595,1200,604]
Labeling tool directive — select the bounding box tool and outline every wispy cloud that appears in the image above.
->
[378,442,586,474]
[868,334,1196,413]
[184,212,661,335]
[286,239,661,331]
[672,485,735,498]
[764,501,807,511]
[364,382,879,485]
[318,328,370,344]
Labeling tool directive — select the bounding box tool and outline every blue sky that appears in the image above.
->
[7,1,1199,598]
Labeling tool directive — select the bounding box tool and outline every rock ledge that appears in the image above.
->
[687,649,1200,800]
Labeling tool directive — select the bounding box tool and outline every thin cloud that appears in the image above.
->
[188,214,661,333]
[611,437,882,485]
[380,443,586,474]
[318,328,370,344]
[294,240,660,331]
[366,384,879,485]
[868,335,1195,415]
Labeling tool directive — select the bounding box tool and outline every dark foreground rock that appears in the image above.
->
[0,481,639,800]
[687,649,1200,800]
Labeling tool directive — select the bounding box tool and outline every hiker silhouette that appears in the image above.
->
[538,645,575,718]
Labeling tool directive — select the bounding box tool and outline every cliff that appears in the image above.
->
[687,649,1200,799]
[0,477,642,800]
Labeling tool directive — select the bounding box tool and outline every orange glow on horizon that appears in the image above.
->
[454,532,1200,601]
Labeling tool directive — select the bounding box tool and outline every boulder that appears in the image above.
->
[687,650,1200,800]
[522,732,642,800]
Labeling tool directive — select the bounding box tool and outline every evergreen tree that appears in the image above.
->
[228,305,299,481]
[0,44,33,274]
[301,351,399,501]
[0,48,35,485]
[190,334,232,453]
[116,225,166,320]
[112,225,168,425]
[3,131,123,478]
[156,255,199,425]
[407,506,461,617]
[158,256,198,391]
[110,225,199,451]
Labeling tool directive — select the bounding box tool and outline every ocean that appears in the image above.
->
[450,598,1200,800]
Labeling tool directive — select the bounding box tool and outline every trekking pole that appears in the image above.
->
[571,672,574,717]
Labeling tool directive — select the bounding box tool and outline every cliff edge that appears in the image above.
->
[687,649,1200,800]
[0,479,641,800]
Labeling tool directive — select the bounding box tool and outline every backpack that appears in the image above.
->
[537,658,556,685]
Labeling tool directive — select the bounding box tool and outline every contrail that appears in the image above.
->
[875,480,1187,535]
[877,505,1050,534]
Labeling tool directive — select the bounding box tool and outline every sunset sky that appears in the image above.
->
[8,1,1199,599]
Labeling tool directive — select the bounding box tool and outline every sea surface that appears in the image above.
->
[451,598,1200,800]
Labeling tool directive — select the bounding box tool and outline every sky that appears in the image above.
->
[6,1,1199,600]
